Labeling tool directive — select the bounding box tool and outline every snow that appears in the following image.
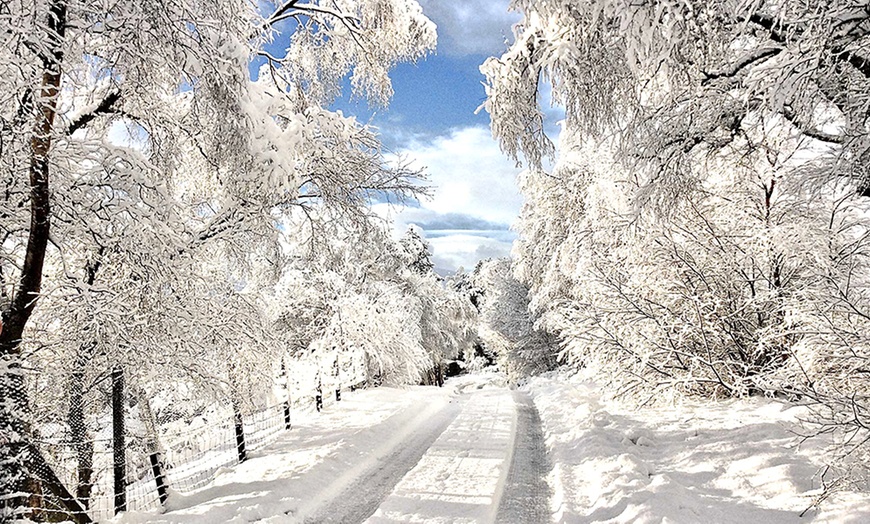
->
[112,372,870,524]
[525,371,870,523]
[495,391,551,523]
[367,384,514,523]
[116,384,456,523]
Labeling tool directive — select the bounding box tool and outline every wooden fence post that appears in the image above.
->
[281,359,291,430]
[148,453,168,506]
[231,400,247,463]
[333,357,341,402]
[135,387,168,507]
[315,374,323,412]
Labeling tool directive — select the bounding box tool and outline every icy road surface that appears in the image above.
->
[120,373,550,524]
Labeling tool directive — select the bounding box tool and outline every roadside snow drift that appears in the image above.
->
[526,373,870,523]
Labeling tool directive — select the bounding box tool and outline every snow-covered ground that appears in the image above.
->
[367,384,514,523]
[526,371,870,523]
[115,373,520,524]
[113,371,870,524]
[116,384,454,523]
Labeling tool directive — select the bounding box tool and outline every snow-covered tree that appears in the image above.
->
[273,218,475,388]
[1,0,436,517]
[473,258,557,380]
[484,0,870,484]
[481,0,870,196]
[398,226,435,276]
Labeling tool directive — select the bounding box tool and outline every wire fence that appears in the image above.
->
[30,373,364,523]
[30,401,284,521]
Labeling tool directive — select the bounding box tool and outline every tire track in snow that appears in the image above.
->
[495,390,552,524]
[366,388,515,523]
[300,397,462,524]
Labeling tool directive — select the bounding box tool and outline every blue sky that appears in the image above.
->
[332,54,493,143]
[329,1,529,274]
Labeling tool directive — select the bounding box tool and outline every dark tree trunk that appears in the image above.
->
[0,1,67,517]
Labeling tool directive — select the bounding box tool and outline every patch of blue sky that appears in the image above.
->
[330,54,493,145]
[247,1,534,272]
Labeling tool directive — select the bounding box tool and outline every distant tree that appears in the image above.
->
[448,266,484,312]
[474,258,558,380]
[398,226,436,276]
[272,215,475,388]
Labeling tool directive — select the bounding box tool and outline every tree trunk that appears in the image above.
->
[0,1,67,517]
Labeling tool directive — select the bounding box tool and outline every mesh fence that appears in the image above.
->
[8,353,370,523]
[31,399,292,522]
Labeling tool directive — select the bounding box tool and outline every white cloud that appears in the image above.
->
[399,126,523,226]
[429,234,513,274]
[374,125,523,273]
[418,0,520,56]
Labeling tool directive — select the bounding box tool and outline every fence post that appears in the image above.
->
[111,367,126,515]
[148,453,169,506]
[333,357,340,402]
[281,359,291,430]
[315,374,323,412]
[231,400,247,463]
[135,386,169,507]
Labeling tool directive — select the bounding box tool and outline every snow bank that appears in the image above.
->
[525,372,870,523]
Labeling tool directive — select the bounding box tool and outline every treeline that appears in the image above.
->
[479,0,870,489]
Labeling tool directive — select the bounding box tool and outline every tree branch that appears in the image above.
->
[748,11,870,79]
[66,91,121,136]
[702,47,782,84]
[781,105,845,144]
[252,0,301,37]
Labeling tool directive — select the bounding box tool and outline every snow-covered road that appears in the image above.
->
[494,391,552,524]
[366,387,515,523]
[116,371,870,524]
[120,373,547,524]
